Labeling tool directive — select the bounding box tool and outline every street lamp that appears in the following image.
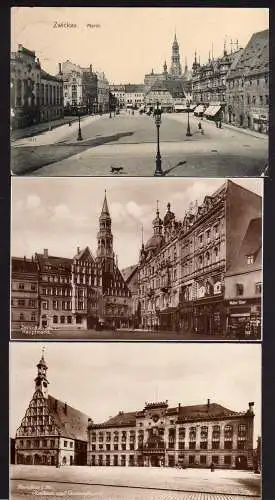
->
[153,101,164,176]
[186,100,192,137]
[77,110,83,141]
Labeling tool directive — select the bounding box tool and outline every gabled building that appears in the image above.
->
[145,79,187,112]
[15,352,91,466]
[11,193,132,333]
[224,217,262,337]
[225,29,269,132]
[87,399,255,469]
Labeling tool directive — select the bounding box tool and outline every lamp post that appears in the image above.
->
[77,110,83,141]
[153,101,164,176]
[186,100,192,137]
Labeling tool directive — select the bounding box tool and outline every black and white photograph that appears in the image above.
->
[11,7,269,177]
[11,177,262,341]
[10,342,261,499]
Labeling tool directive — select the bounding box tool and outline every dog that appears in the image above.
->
[110,166,123,174]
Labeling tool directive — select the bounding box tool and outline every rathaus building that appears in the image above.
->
[88,400,255,469]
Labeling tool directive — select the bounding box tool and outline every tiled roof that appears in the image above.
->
[121,265,138,282]
[227,29,269,79]
[48,395,91,441]
[148,79,186,98]
[124,84,145,93]
[73,246,95,262]
[35,253,72,271]
[177,403,240,421]
[102,411,137,427]
[41,69,61,83]
[12,257,38,274]
[226,218,262,276]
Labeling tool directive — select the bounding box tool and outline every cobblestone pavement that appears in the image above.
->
[11,466,261,497]
[11,480,261,500]
[11,112,268,176]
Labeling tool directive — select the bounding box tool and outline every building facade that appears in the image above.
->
[137,181,262,335]
[10,45,41,128]
[224,29,269,132]
[11,257,39,333]
[225,217,262,337]
[11,194,132,333]
[15,352,90,466]
[87,400,255,470]
[40,69,63,123]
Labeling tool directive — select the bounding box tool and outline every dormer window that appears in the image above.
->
[247,255,255,265]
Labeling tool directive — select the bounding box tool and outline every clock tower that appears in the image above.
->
[34,347,49,399]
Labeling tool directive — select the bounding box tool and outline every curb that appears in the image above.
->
[11,477,260,497]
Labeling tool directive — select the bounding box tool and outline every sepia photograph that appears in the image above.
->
[10,342,261,499]
[11,176,262,341]
[10,7,269,177]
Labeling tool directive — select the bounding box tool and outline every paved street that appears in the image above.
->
[11,328,257,341]
[11,465,261,499]
[11,111,268,176]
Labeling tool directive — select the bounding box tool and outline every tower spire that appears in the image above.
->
[35,347,49,398]
[97,191,114,268]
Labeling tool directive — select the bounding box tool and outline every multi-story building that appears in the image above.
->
[61,61,110,114]
[124,84,145,109]
[11,194,132,333]
[121,265,139,326]
[192,44,242,121]
[225,217,262,337]
[109,85,126,109]
[225,29,269,133]
[11,257,39,332]
[40,68,63,123]
[15,351,90,466]
[87,399,255,470]
[138,181,262,335]
[10,44,41,128]
[145,79,187,112]
[144,35,192,94]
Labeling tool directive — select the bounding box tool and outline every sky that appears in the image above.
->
[11,177,263,270]
[11,7,269,83]
[10,342,261,446]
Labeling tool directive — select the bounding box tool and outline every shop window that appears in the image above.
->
[236,283,244,296]
[212,455,219,464]
[200,455,207,464]
[189,455,195,465]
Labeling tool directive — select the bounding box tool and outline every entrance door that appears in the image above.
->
[70,455,73,465]
[236,455,248,469]
[150,455,160,467]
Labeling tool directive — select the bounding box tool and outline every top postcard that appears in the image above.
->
[10,7,269,177]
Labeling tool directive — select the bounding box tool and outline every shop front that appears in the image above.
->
[159,307,179,331]
[251,112,268,134]
[226,298,261,338]
[179,303,194,333]
[192,296,226,336]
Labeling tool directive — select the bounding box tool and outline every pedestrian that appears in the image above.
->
[68,121,72,127]
[215,120,218,128]
[219,120,222,129]
[210,462,215,472]
[198,121,202,131]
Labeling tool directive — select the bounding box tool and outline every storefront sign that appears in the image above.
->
[229,300,247,306]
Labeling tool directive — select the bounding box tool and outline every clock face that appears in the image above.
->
[152,414,159,423]
[43,382,47,388]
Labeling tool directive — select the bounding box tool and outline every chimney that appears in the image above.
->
[43,249,48,259]
[178,403,181,410]
[248,402,254,412]
[90,64,93,73]
[58,63,62,74]
[207,399,210,407]
[77,246,80,255]
[64,403,67,414]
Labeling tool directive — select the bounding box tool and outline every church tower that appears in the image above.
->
[170,33,182,77]
[34,347,49,399]
[97,191,114,272]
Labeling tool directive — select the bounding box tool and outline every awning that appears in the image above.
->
[204,105,221,117]
[194,105,204,114]
[230,313,250,317]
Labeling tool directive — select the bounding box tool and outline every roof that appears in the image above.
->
[48,395,91,441]
[35,253,72,271]
[12,257,38,274]
[124,84,145,93]
[40,69,61,83]
[227,29,269,79]
[147,79,186,98]
[226,218,262,276]
[90,401,245,428]
[121,265,138,282]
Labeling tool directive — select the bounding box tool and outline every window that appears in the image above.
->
[255,282,262,295]
[42,301,48,310]
[224,440,232,449]
[92,444,96,450]
[106,444,110,451]
[200,455,207,464]
[50,440,55,448]
[64,440,68,447]
[18,299,25,306]
[121,443,126,450]
[236,283,244,296]
[67,316,72,324]
[247,255,255,265]
[212,455,219,464]
[238,424,247,436]
[29,299,35,307]
[60,316,65,324]
[19,313,25,321]
[70,442,73,448]
[53,300,58,310]
[19,283,25,290]
[200,441,208,449]
[114,444,118,450]
[189,441,196,449]
[237,440,246,449]
[53,315,58,324]
[189,455,195,465]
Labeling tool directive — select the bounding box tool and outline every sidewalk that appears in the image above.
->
[11,116,81,141]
